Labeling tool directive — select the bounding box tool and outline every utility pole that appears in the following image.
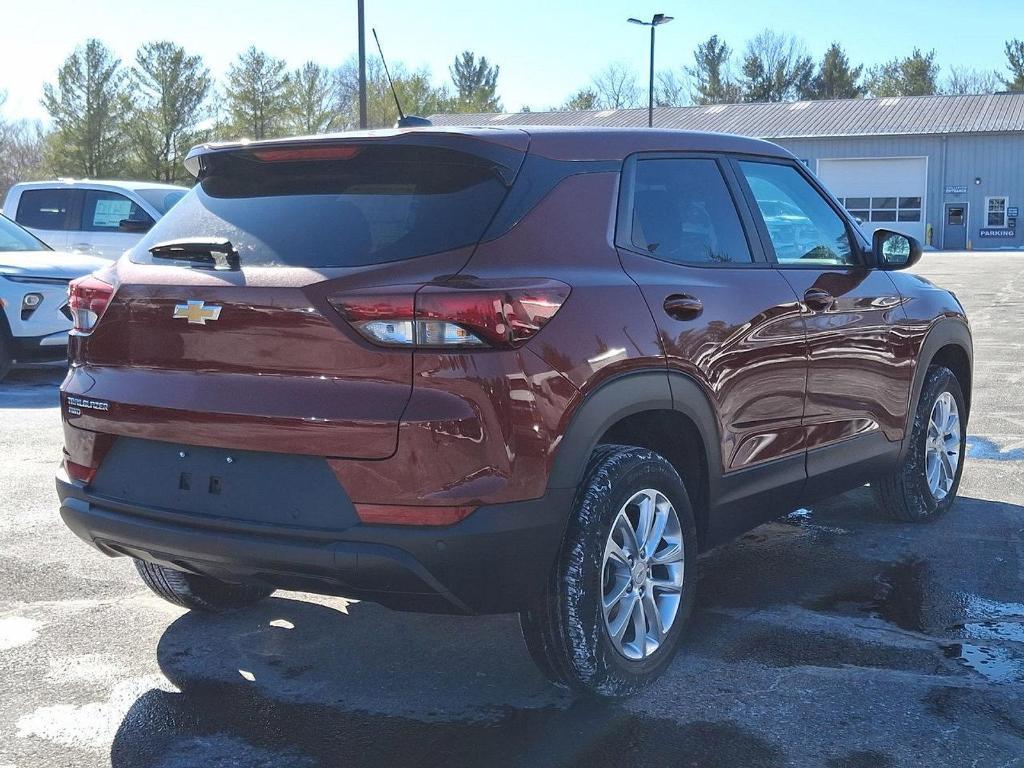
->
[627,13,674,128]
[358,0,368,129]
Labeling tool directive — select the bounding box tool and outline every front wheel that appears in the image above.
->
[872,365,967,522]
[0,327,12,382]
[520,445,697,697]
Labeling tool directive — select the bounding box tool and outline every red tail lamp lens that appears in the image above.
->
[68,275,114,332]
[418,280,570,347]
[330,280,570,349]
[62,425,113,485]
[65,458,98,484]
[252,146,363,162]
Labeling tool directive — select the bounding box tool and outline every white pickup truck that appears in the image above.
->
[2,180,186,260]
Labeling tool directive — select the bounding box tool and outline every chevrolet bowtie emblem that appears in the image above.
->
[173,300,222,325]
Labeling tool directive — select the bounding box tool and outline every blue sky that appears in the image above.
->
[1,0,1021,121]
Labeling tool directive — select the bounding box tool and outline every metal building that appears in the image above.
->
[430,93,1024,251]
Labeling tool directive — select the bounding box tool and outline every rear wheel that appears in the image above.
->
[134,559,274,612]
[872,365,966,522]
[520,445,697,697]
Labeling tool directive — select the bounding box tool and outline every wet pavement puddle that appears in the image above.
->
[809,556,1024,683]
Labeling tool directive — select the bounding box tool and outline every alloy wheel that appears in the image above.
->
[925,391,961,501]
[601,488,685,661]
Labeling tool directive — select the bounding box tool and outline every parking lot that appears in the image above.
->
[0,252,1021,767]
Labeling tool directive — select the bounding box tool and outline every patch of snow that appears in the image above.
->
[0,616,40,651]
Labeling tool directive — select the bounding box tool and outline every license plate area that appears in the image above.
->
[92,437,358,531]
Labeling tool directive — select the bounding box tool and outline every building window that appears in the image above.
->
[838,196,921,224]
[985,196,1008,228]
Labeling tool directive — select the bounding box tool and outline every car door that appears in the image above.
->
[12,188,75,250]
[71,189,155,259]
[615,154,808,534]
[732,157,908,498]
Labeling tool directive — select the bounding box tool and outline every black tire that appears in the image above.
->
[0,325,12,382]
[872,365,967,522]
[134,559,274,612]
[520,445,698,697]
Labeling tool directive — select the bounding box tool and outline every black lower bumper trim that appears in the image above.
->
[56,473,572,615]
[12,334,67,363]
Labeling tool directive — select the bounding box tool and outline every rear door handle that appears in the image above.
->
[663,294,703,320]
[803,288,834,311]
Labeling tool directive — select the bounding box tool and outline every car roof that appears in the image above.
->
[8,179,188,193]
[186,125,793,166]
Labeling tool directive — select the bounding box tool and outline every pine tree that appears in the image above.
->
[223,47,290,140]
[125,41,210,182]
[866,48,939,97]
[687,35,740,105]
[1005,39,1024,92]
[41,39,127,176]
[449,51,501,112]
[804,43,864,100]
[287,61,340,134]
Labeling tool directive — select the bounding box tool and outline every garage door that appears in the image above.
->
[816,157,927,243]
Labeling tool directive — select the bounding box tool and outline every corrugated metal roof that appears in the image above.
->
[429,93,1024,138]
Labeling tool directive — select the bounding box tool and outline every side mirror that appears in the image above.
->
[873,228,922,270]
[119,218,152,234]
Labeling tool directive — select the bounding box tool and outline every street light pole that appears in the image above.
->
[648,23,655,128]
[628,13,674,128]
[357,0,368,129]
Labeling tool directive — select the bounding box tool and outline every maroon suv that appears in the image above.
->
[56,127,972,696]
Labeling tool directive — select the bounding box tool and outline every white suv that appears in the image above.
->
[0,214,107,379]
[2,180,187,260]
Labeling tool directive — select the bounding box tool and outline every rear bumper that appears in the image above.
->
[56,469,572,615]
[12,332,68,362]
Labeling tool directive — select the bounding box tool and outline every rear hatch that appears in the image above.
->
[64,132,528,459]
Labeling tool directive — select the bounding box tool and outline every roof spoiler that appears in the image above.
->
[183,127,524,183]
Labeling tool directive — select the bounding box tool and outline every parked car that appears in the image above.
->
[54,127,972,697]
[0,214,108,379]
[2,180,187,260]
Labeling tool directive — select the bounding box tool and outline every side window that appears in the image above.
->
[80,190,154,233]
[739,161,856,267]
[631,158,753,265]
[15,189,75,231]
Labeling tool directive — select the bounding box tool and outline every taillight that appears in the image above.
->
[61,425,113,486]
[252,145,362,162]
[68,275,114,332]
[330,279,570,349]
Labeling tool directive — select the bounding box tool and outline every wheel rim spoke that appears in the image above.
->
[631,595,647,658]
[603,576,631,612]
[606,532,632,567]
[651,543,683,565]
[634,493,655,554]
[608,593,637,644]
[642,588,664,641]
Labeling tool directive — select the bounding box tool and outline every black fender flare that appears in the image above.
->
[899,317,973,461]
[546,369,722,496]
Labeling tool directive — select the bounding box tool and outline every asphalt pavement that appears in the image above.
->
[0,252,1021,767]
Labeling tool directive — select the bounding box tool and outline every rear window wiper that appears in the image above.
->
[149,237,240,271]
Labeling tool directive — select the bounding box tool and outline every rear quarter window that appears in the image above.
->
[131,145,511,268]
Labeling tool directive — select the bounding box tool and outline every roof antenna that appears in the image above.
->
[372,28,432,128]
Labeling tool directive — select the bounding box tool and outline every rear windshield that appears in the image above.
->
[130,145,511,268]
